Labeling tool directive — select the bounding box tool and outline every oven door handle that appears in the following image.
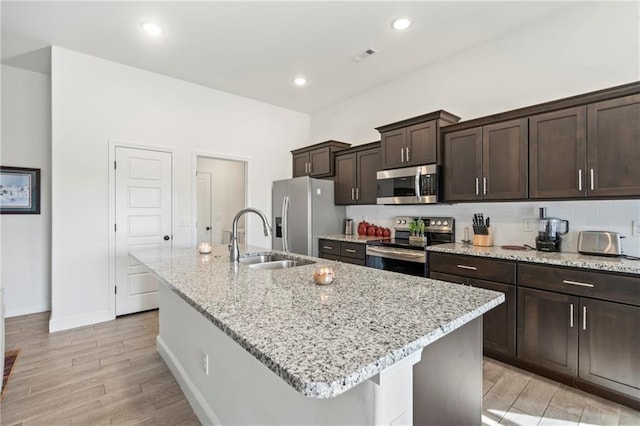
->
[366,246,426,263]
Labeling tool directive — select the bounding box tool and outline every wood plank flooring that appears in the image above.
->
[2,310,639,425]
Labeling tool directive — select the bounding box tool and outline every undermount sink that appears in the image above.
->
[240,253,315,270]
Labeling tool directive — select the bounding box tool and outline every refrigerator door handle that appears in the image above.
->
[283,196,290,253]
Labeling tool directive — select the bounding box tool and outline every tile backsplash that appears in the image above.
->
[347,200,640,256]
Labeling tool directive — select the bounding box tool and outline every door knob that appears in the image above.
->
[206,226,211,231]
[163,235,170,241]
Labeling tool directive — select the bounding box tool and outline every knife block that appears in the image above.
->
[473,227,493,247]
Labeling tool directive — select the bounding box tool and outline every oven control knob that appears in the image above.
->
[443,220,449,226]
[401,219,406,224]
[397,219,402,224]
[436,220,442,226]
[430,220,436,226]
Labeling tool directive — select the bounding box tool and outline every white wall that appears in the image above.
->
[311,2,639,143]
[1,65,52,317]
[311,2,640,256]
[50,47,309,331]
[196,157,246,245]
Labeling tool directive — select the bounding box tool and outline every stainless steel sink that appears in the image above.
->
[239,254,285,265]
[240,253,315,270]
[249,260,312,270]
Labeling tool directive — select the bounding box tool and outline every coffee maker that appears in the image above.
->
[535,207,569,252]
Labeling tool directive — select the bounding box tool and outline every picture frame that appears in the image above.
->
[0,166,41,214]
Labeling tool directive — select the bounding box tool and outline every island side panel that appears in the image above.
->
[413,317,483,426]
[156,281,420,425]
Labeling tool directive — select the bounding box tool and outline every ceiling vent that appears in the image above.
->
[351,47,379,63]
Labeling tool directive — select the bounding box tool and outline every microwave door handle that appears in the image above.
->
[415,169,421,199]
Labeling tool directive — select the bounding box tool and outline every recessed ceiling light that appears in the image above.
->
[142,22,163,36]
[391,17,412,31]
[293,77,307,87]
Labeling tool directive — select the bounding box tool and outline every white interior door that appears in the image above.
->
[196,171,212,244]
[115,146,172,316]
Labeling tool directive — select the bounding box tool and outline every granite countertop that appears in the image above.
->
[131,244,503,399]
[427,243,640,275]
[320,234,389,244]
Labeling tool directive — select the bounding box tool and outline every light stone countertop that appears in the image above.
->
[131,244,503,399]
[427,243,640,275]
[319,234,389,244]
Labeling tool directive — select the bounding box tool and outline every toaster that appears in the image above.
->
[577,231,622,256]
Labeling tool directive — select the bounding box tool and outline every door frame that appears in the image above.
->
[108,138,176,319]
[191,151,251,248]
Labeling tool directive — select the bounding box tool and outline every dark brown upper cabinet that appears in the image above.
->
[587,94,640,197]
[444,118,528,202]
[291,140,351,178]
[376,111,460,170]
[530,106,587,198]
[334,142,380,205]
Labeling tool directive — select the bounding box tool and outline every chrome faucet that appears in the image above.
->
[229,208,272,263]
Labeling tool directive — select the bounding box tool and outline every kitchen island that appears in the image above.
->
[131,245,504,425]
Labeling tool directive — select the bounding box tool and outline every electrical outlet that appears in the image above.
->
[633,220,640,237]
[523,218,537,232]
[201,350,209,375]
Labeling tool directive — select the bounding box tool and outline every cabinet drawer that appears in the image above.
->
[341,242,365,260]
[319,239,340,255]
[429,253,516,284]
[319,253,341,262]
[518,263,640,306]
[341,256,366,266]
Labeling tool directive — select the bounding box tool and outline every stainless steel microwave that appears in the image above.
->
[377,164,440,205]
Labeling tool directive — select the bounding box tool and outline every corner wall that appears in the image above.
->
[50,47,309,331]
[1,65,52,317]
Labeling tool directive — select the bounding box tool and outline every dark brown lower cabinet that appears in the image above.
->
[579,298,640,399]
[429,270,516,358]
[318,239,365,266]
[517,287,579,376]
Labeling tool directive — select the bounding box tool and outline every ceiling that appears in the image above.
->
[1,1,578,113]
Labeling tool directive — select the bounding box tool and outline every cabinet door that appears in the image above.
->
[587,94,640,197]
[334,153,357,205]
[292,152,309,177]
[579,299,640,398]
[405,120,437,166]
[517,287,578,376]
[530,107,587,198]
[443,127,483,201]
[469,278,516,358]
[380,129,406,169]
[483,118,528,200]
[356,148,380,204]
[309,147,332,177]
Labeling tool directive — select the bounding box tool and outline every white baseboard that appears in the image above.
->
[48,309,113,332]
[5,301,51,318]
[156,336,221,426]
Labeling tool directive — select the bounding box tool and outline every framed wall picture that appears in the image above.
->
[0,166,41,214]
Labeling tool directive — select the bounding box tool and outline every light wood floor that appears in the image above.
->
[2,311,639,426]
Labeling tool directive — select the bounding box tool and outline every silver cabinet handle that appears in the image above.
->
[355,187,359,200]
[562,279,594,288]
[578,169,583,191]
[351,188,355,201]
[406,146,410,162]
[305,163,309,174]
[457,264,477,270]
[483,177,487,195]
[308,162,312,173]
[570,303,574,328]
[475,178,479,195]
[590,168,594,191]
[322,245,334,250]
[583,306,587,330]
[401,147,404,162]
[345,248,357,253]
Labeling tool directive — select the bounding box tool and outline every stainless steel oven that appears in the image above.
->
[366,216,454,277]
[376,164,440,205]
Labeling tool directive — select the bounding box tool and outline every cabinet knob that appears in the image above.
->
[163,235,171,241]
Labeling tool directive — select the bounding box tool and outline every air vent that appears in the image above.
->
[351,47,379,63]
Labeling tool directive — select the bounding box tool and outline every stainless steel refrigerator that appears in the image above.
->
[272,176,346,257]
